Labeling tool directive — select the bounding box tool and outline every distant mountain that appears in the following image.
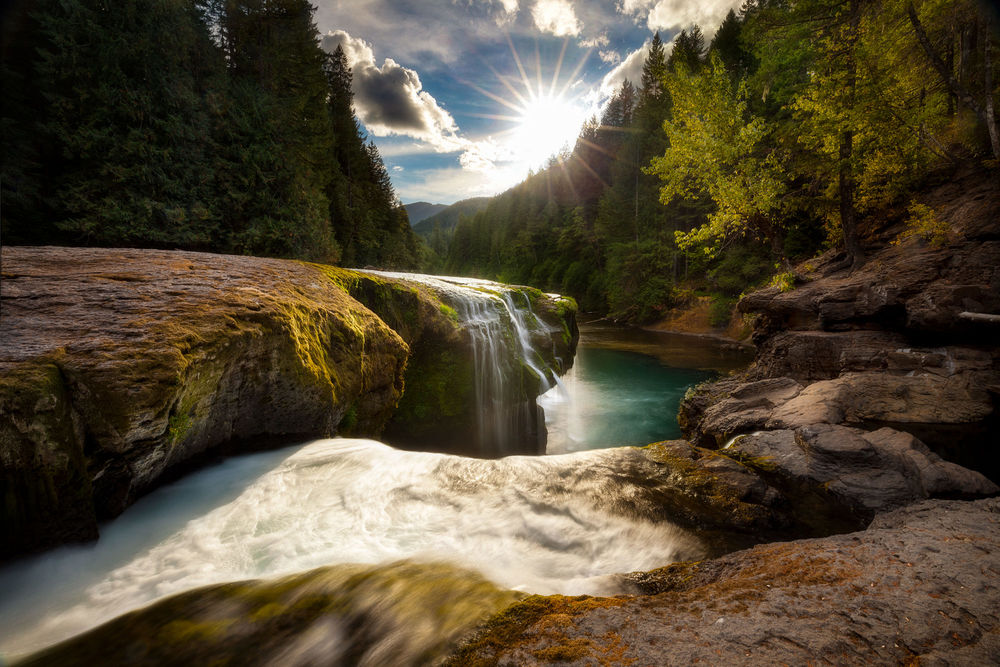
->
[412,197,492,239]
[403,202,449,226]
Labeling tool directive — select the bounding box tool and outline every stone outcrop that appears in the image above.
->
[448,498,1000,666]
[679,173,1000,494]
[0,247,579,559]
[1,248,408,558]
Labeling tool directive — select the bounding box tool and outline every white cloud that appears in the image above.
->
[620,0,742,38]
[495,0,520,16]
[395,163,528,204]
[579,33,609,49]
[599,40,649,95]
[532,0,582,37]
[599,49,621,65]
[617,0,657,18]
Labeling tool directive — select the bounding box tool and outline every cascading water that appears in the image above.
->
[361,271,562,457]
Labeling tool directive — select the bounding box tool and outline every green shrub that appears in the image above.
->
[897,203,949,248]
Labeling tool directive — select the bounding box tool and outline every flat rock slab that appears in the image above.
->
[449,498,1000,666]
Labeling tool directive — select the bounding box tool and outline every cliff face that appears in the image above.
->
[0,248,408,558]
[0,248,579,559]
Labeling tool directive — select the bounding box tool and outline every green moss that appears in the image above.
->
[439,303,459,322]
[338,403,359,433]
[445,594,629,666]
[389,344,475,434]
[167,412,192,444]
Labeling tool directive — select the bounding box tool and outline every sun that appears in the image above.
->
[465,35,596,180]
[511,94,590,169]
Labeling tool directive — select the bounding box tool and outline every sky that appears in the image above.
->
[314,0,743,205]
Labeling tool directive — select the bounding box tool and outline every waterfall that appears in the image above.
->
[360,271,559,457]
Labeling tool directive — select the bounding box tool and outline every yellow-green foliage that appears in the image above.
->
[648,53,787,258]
[768,271,796,292]
[896,202,950,248]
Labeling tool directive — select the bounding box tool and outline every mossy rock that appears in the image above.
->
[20,561,523,667]
[329,270,579,457]
[0,358,97,558]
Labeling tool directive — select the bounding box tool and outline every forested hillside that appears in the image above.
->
[414,197,492,259]
[1,0,420,268]
[444,0,999,323]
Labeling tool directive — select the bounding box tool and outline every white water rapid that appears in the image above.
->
[0,439,700,657]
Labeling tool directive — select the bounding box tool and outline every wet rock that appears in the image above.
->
[332,270,578,457]
[689,369,998,474]
[749,330,906,381]
[0,248,580,559]
[448,498,1000,666]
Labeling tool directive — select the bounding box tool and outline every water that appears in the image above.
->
[540,322,752,454]
[0,439,700,658]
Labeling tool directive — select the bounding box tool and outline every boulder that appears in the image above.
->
[728,425,997,521]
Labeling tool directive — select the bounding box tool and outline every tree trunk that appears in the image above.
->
[983,18,1000,161]
[906,2,1000,160]
[840,0,864,269]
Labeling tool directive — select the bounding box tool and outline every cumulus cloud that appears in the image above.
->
[492,0,520,16]
[322,29,521,179]
[532,0,582,36]
[619,0,742,38]
[579,33,609,49]
[599,50,621,64]
[322,30,466,151]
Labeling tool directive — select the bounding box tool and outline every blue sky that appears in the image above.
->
[313,0,742,204]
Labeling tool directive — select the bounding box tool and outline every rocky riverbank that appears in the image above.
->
[0,247,578,560]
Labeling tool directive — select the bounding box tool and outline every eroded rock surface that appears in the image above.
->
[448,498,1000,666]
[20,561,523,667]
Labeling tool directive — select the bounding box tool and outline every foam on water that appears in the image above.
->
[0,438,699,657]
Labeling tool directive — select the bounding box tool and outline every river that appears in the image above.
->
[0,320,749,660]
[541,322,751,453]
